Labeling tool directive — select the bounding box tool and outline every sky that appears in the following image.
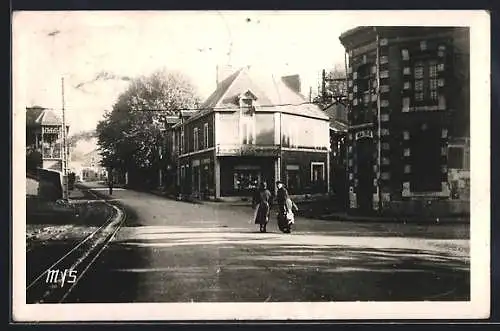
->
[14,11,356,136]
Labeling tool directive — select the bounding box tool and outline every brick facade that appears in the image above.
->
[340,27,470,215]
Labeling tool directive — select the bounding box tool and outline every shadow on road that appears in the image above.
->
[68,228,469,303]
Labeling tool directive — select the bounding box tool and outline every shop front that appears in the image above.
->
[219,156,276,197]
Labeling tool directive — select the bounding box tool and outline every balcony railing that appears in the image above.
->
[216,144,280,157]
[42,146,62,159]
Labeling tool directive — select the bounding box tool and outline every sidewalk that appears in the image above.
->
[318,212,470,224]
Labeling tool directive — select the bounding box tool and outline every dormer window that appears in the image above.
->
[238,90,257,113]
[240,98,253,109]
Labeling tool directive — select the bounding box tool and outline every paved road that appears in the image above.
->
[64,182,470,303]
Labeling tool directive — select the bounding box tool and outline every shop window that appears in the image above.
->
[311,162,325,183]
[286,165,301,194]
[233,170,260,192]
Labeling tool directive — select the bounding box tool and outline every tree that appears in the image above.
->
[314,64,347,109]
[96,68,201,179]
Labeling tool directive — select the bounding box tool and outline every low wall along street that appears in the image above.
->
[37,168,64,201]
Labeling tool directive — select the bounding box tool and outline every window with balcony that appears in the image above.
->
[172,132,176,155]
[203,123,209,149]
[180,129,185,154]
[241,115,254,145]
[413,59,439,106]
[239,93,256,145]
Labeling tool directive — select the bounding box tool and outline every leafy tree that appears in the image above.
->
[96,69,200,177]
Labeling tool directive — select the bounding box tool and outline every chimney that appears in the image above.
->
[216,64,235,85]
[281,74,301,94]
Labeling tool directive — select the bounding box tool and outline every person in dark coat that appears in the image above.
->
[276,180,297,233]
[252,181,272,233]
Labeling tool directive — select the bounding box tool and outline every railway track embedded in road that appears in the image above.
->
[26,189,126,304]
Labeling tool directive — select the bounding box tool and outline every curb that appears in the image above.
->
[317,213,470,224]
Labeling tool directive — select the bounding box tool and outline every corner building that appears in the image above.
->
[166,66,331,199]
[339,27,469,215]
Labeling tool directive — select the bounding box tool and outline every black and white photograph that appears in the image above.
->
[12,10,490,321]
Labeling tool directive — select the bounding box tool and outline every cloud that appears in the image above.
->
[74,70,132,90]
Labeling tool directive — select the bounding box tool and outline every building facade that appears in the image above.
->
[26,106,69,172]
[339,27,470,215]
[165,67,331,199]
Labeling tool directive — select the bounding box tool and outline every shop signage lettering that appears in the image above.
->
[240,145,279,156]
[217,145,279,156]
[355,130,374,140]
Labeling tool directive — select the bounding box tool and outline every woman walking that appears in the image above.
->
[252,182,272,233]
[276,180,298,233]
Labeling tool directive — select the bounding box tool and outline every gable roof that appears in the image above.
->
[196,66,328,121]
[26,107,65,127]
[201,68,244,109]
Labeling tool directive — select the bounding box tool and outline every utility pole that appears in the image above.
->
[61,77,69,200]
[375,30,382,214]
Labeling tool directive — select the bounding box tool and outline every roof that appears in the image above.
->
[201,68,244,109]
[323,101,348,132]
[339,26,374,42]
[330,121,348,132]
[188,66,328,123]
[26,107,65,127]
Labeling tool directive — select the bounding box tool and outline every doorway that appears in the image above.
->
[356,138,375,212]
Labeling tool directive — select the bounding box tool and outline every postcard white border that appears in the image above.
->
[12,10,490,321]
